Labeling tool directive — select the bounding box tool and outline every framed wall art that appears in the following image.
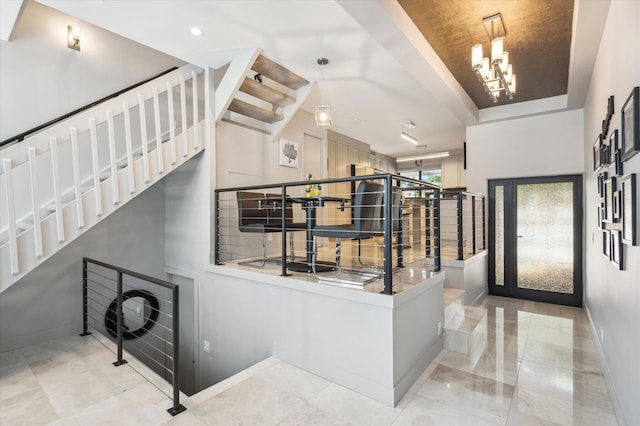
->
[593,134,603,173]
[603,176,616,223]
[611,230,623,270]
[621,86,639,161]
[621,173,636,245]
[613,190,621,222]
[279,138,299,168]
[603,230,611,260]
[598,171,608,197]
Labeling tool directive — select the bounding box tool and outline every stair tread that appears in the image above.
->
[228,98,283,124]
[251,54,309,90]
[445,306,487,333]
[240,77,295,107]
[221,117,272,135]
[444,288,465,306]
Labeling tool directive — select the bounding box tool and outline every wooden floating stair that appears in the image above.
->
[222,53,310,136]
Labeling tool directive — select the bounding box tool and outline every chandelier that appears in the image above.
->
[471,13,516,103]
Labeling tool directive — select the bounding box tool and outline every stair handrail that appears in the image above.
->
[0,67,178,149]
[0,64,203,168]
[82,257,187,416]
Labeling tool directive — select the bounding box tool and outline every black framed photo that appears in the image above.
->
[611,230,623,270]
[621,173,636,245]
[607,95,615,117]
[598,171,608,197]
[609,130,618,166]
[603,176,616,223]
[613,190,621,222]
[621,86,639,161]
[593,134,603,173]
[597,202,603,230]
[603,230,611,260]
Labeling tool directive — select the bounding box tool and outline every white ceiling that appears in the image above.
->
[36,0,605,159]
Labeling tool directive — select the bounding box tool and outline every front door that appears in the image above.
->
[488,175,583,306]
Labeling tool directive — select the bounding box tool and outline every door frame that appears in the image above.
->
[488,174,583,307]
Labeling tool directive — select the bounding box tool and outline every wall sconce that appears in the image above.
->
[68,25,80,51]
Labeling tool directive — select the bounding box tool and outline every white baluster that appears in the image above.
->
[166,81,177,165]
[107,109,120,205]
[89,118,103,216]
[192,70,200,150]
[2,158,20,275]
[49,137,65,243]
[152,88,165,174]
[69,127,84,229]
[180,75,188,157]
[27,148,43,258]
[122,101,135,194]
[138,94,151,183]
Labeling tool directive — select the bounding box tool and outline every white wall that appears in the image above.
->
[0,0,181,141]
[466,109,584,195]
[582,1,640,424]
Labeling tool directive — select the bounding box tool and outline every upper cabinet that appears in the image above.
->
[441,154,466,189]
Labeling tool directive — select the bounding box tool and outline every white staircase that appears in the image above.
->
[0,64,206,292]
[443,288,488,355]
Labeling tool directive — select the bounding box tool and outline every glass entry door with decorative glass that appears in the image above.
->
[488,175,583,306]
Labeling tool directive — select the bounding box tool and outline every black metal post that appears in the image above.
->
[113,271,127,366]
[482,196,486,250]
[167,286,186,416]
[383,175,393,295]
[425,198,432,258]
[280,187,288,277]
[472,196,477,254]
[80,258,91,336]
[433,188,441,272]
[457,193,463,260]
[214,191,222,265]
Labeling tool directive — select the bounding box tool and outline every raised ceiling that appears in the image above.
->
[398,0,575,109]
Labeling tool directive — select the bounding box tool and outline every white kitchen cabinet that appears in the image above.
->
[441,155,466,189]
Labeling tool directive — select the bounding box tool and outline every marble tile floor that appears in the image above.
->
[0,295,618,425]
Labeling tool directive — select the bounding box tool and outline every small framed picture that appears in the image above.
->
[621,86,639,161]
[607,95,615,117]
[603,230,611,260]
[279,138,299,168]
[621,174,636,245]
[593,134,603,173]
[598,171,608,197]
[597,203,603,230]
[610,230,623,270]
[613,190,621,222]
[603,176,616,223]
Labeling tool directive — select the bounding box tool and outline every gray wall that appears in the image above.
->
[582,2,640,425]
[0,182,166,351]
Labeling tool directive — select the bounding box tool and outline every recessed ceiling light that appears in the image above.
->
[190,27,203,36]
[352,117,362,124]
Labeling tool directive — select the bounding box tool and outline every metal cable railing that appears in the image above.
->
[214,173,441,295]
[441,190,486,260]
[81,257,186,416]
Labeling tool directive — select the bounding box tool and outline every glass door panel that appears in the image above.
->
[516,182,574,294]
[494,185,505,287]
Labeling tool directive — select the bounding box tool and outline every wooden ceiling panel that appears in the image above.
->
[398,0,574,109]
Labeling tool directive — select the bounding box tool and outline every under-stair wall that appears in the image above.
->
[1,64,206,291]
